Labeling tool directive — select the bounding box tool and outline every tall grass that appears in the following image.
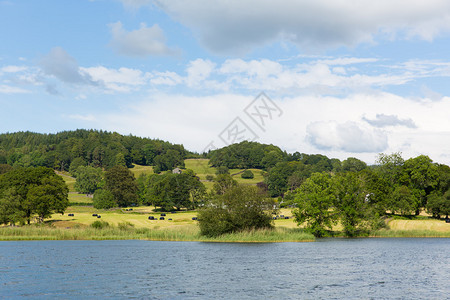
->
[371,229,450,238]
[0,225,315,242]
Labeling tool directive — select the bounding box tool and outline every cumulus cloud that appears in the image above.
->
[154,0,450,54]
[363,114,417,128]
[109,21,177,57]
[306,121,388,153]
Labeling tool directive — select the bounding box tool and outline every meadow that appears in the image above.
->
[1,159,449,241]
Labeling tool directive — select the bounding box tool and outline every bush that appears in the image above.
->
[117,221,135,230]
[198,185,276,237]
[91,220,110,229]
[241,170,254,179]
[206,175,214,181]
[215,166,229,175]
[93,189,116,209]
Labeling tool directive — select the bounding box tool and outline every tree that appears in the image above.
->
[213,174,237,195]
[93,189,116,209]
[198,185,276,237]
[341,157,367,172]
[426,190,450,219]
[27,176,69,222]
[104,166,138,207]
[241,170,254,179]
[331,172,375,236]
[400,155,438,214]
[74,166,102,195]
[0,164,13,175]
[265,161,311,197]
[0,167,69,224]
[390,185,416,216]
[144,170,206,211]
[0,188,24,225]
[292,172,336,237]
[68,157,87,177]
[153,149,184,172]
[215,166,229,175]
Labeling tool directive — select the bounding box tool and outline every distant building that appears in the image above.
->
[172,167,182,174]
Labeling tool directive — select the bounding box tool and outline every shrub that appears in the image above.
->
[198,185,276,237]
[91,220,110,229]
[117,221,135,230]
[93,189,116,209]
[241,170,254,179]
[206,175,214,181]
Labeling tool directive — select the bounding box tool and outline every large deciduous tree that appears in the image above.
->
[104,166,138,207]
[74,166,103,195]
[0,167,69,224]
[292,172,336,237]
[198,185,276,237]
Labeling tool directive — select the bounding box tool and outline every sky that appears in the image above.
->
[1,0,450,165]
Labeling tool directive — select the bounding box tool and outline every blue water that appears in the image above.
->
[0,239,449,299]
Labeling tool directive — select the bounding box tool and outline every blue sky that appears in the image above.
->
[2,0,450,164]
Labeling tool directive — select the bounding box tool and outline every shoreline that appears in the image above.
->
[1,226,449,242]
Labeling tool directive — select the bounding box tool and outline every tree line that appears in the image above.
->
[0,130,189,172]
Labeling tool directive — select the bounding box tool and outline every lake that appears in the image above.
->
[0,238,449,299]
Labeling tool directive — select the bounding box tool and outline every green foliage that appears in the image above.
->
[209,141,285,169]
[205,175,214,181]
[0,164,13,175]
[331,172,375,236]
[213,174,238,195]
[341,157,367,172]
[91,220,110,229]
[241,170,254,179]
[292,172,336,237]
[153,149,185,172]
[0,130,188,171]
[74,166,103,194]
[139,170,206,211]
[198,185,276,237]
[0,167,69,224]
[265,161,312,197]
[27,176,69,222]
[93,189,116,209]
[68,157,87,177]
[215,166,229,175]
[426,190,450,218]
[104,166,138,207]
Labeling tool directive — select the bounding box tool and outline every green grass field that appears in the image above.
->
[35,159,449,241]
[184,159,265,186]
[129,164,154,178]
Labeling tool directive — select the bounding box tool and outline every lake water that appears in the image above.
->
[0,238,449,299]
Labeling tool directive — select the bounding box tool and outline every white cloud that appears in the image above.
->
[0,84,30,94]
[151,57,446,94]
[1,65,27,73]
[68,114,96,122]
[109,21,177,57]
[186,59,216,87]
[81,66,149,92]
[306,121,388,153]
[155,0,450,54]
